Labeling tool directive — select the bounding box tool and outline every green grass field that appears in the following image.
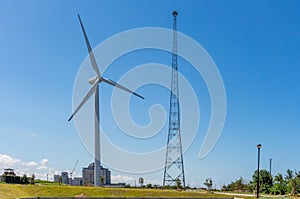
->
[2,183,298,199]
[0,183,240,199]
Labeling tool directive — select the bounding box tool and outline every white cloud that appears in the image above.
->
[111,175,162,186]
[41,159,48,165]
[0,153,164,185]
[0,153,20,168]
[22,161,38,167]
[30,133,38,137]
[0,153,59,181]
[145,179,161,186]
[188,181,200,188]
[38,158,49,170]
[111,174,135,184]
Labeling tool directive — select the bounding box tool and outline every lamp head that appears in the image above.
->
[172,11,178,17]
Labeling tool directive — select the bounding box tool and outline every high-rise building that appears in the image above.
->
[61,172,69,184]
[82,163,94,185]
[54,175,60,183]
[82,162,111,185]
[72,177,83,186]
[100,167,111,185]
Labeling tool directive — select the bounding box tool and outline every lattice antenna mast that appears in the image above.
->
[163,10,185,188]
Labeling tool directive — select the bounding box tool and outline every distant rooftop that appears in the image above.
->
[4,168,14,171]
[2,168,16,176]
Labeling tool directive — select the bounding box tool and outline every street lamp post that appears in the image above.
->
[269,158,272,176]
[257,144,262,198]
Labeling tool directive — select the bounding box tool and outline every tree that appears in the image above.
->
[146,183,152,188]
[204,178,213,191]
[139,177,144,188]
[58,176,62,186]
[100,176,104,185]
[284,169,297,195]
[252,169,273,194]
[124,184,131,188]
[20,174,29,184]
[223,177,252,192]
[289,175,300,196]
[285,169,294,181]
[289,178,297,195]
[30,174,35,185]
[175,178,182,190]
[295,171,300,178]
[271,173,288,195]
[235,177,245,191]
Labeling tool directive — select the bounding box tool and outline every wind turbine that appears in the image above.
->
[68,14,144,186]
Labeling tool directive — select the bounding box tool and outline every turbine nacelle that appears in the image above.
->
[88,76,99,85]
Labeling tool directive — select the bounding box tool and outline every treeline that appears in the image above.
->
[20,174,35,184]
[223,169,300,195]
[0,174,35,184]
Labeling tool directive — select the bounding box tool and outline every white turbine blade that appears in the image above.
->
[102,78,145,100]
[78,14,101,77]
[68,80,99,121]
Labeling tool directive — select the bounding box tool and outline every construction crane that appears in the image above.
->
[70,160,79,184]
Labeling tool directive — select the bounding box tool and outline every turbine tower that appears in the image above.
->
[163,10,185,188]
[68,15,144,186]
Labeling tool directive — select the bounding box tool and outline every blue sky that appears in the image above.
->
[0,0,299,187]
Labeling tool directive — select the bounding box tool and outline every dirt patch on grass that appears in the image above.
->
[74,193,87,197]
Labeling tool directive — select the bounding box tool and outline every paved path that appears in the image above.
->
[217,191,289,198]
[217,192,256,197]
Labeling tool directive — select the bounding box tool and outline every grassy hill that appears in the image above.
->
[0,183,237,199]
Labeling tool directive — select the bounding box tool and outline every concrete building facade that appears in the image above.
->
[100,167,111,185]
[72,177,83,186]
[61,172,69,184]
[82,162,111,185]
[54,175,60,183]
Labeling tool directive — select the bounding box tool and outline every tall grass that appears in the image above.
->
[0,183,238,199]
